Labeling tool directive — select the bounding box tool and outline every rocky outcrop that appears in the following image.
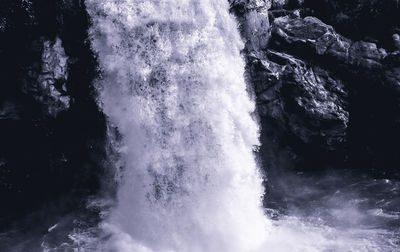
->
[269,15,400,101]
[230,1,400,174]
[22,37,70,117]
[251,50,348,150]
[229,0,270,51]
[303,0,400,49]
[383,52,400,93]
[271,16,388,71]
[0,0,106,222]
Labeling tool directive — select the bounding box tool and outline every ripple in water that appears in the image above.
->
[34,172,400,252]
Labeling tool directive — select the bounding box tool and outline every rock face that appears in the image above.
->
[268,14,400,173]
[303,0,400,49]
[230,1,400,174]
[229,0,270,51]
[250,50,348,150]
[271,15,388,71]
[23,37,71,117]
[0,0,107,222]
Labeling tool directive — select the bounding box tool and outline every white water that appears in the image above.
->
[84,1,400,252]
[87,1,270,251]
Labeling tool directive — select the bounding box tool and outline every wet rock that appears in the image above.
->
[270,15,400,97]
[383,52,400,93]
[271,0,304,9]
[21,37,70,117]
[0,0,106,221]
[271,15,388,70]
[303,0,400,49]
[347,41,386,70]
[229,0,270,51]
[261,13,400,174]
[393,34,400,50]
[269,8,302,20]
[250,50,348,149]
[0,17,6,32]
[38,38,70,116]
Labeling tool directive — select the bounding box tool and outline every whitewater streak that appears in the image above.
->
[87,0,270,251]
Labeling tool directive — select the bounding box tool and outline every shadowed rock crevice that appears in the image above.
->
[0,0,107,223]
[230,1,400,175]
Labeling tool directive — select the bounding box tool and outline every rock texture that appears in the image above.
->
[229,0,270,51]
[230,1,400,174]
[250,50,348,150]
[303,0,400,49]
[22,37,71,117]
[271,15,388,71]
[0,0,107,222]
[268,14,400,173]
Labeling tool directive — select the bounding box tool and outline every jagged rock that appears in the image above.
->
[269,8,302,20]
[0,0,106,221]
[271,0,286,9]
[38,37,70,116]
[271,0,303,9]
[303,0,400,48]
[21,37,70,117]
[261,13,400,173]
[347,41,387,69]
[229,0,270,51]
[393,34,400,50]
[272,16,388,70]
[0,17,6,32]
[250,50,348,149]
[383,52,400,93]
[271,15,400,96]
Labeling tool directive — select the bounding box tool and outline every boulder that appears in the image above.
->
[303,0,400,49]
[21,37,70,117]
[249,50,348,150]
[271,16,388,70]
[383,52,400,93]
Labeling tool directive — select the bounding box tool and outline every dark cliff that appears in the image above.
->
[230,0,400,178]
[0,0,107,222]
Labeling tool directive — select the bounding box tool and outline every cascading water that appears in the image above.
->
[87,1,270,251]
[1,1,400,252]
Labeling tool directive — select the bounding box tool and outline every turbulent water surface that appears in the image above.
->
[86,0,269,251]
[1,1,400,252]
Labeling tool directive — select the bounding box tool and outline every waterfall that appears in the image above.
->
[87,0,270,251]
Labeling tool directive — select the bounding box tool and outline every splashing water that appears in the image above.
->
[0,1,399,251]
[87,0,270,251]
[84,1,400,252]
